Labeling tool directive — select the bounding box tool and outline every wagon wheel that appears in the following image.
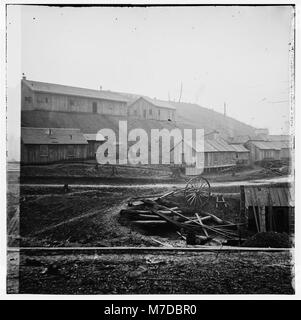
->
[184,176,211,209]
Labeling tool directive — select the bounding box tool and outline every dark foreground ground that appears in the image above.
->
[8,250,294,294]
[7,166,294,295]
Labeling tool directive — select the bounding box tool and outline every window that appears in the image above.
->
[134,110,138,116]
[149,109,152,116]
[45,97,49,103]
[69,99,75,106]
[143,110,147,118]
[25,96,32,103]
[40,145,48,157]
[67,145,74,157]
[92,102,97,113]
[158,110,161,118]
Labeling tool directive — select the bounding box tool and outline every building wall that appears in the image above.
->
[245,141,280,163]
[235,152,250,164]
[21,83,127,116]
[280,148,291,160]
[128,98,176,121]
[205,152,237,168]
[21,81,35,111]
[86,141,105,159]
[21,143,88,164]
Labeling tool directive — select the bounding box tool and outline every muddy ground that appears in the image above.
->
[7,182,295,295]
[10,251,294,294]
[14,182,250,248]
[19,162,282,184]
[18,186,173,247]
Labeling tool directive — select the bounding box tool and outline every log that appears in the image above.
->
[132,220,168,225]
[156,198,181,208]
[120,209,153,216]
[150,237,173,247]
[195,213,209,237]
[176,231,186,240]
[200,211,224,224]
[134,214,163,220]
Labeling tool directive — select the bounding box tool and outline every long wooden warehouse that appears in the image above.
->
[21,127,88,164]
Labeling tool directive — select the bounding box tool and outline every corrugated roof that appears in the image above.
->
[244,186,294,207]
[83,133,106,141]
[23,79,129,103]
[132,96,176,110]
[176,137,246,153]
[249,140,290,150]
[21,127,88,145]
[227,135,253,144]
[267,135,291,142]
[229,144,250,152]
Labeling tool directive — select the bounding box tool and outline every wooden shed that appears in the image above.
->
[21,127,88,164]
[240,185,294,235]
[171,136,249,175]
[84,133,106,159]
[229,144,250,165]
[244,140,281,163]
[127,96,176,121]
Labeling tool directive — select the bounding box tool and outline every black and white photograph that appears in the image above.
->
[2,1,298,299]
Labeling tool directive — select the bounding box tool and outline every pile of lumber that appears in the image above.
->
[120,190,242,245]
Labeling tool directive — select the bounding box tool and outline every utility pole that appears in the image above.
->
[224,102,227,117]
[178,82,183,103]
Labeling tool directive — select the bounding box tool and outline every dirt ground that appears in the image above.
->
[18,185,173,247]
[12,250,294,294]
[20,162,281,184]
[15,181,251,248]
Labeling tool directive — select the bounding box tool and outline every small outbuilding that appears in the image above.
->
[127,96,176,121]
[244,140,292,163]
[170,135,250,175]
[21,127,88,164]
[240,185,294,235]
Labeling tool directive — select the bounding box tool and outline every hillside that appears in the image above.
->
[21,110,198,135]
[171,101,256,138]
[21,106,256,139]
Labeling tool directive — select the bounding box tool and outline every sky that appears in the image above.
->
[6,5,294,160]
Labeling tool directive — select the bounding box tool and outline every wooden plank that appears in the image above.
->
[252,204,260,233]
[259,206,266,232]
[195,213,209,237]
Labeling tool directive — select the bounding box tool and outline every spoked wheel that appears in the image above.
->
[184,176,211,209]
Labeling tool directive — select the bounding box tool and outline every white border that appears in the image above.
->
[0,0,299,300]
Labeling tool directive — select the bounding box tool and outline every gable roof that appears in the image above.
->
[22,79,129,103]
[229,144,250,153]
[227,135,253,144]
[248,140,290,150]
[130,96,176,110]
[173,137,248,153]
[267,135,291,142]
[21,127,88,145]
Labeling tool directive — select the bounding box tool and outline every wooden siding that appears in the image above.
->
[21,82,127,116]
[244,140,292,162]
[21,81,35,111]
[21,143,88,164]
[86,141,105,159]
[33,92,127,115]
[128,98,176,121]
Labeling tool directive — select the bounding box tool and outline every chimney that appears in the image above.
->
[22,73,26,80]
